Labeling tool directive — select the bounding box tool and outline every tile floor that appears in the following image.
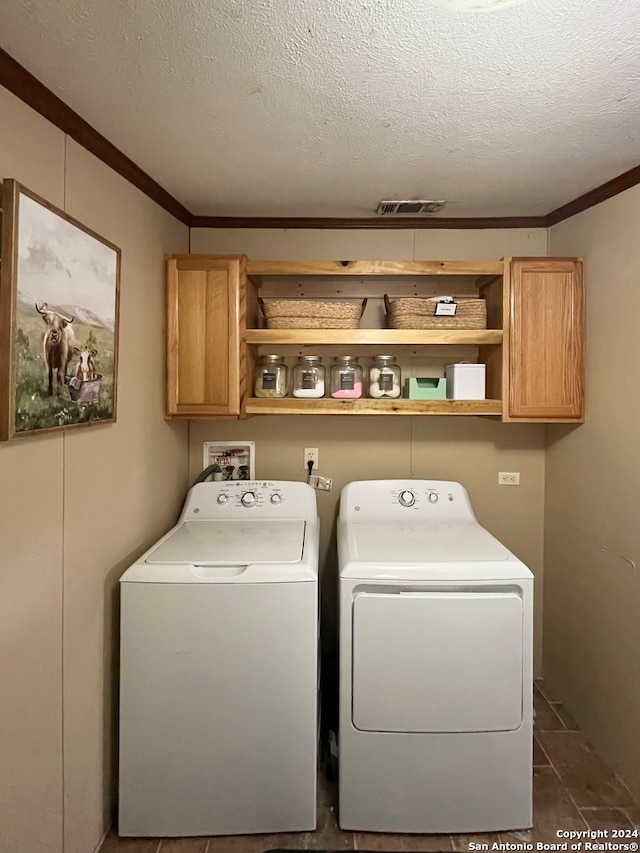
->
[101,682,639,853]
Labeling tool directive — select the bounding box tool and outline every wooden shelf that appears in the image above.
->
[246,398,503,416]
[246,329,503,346]
[247,260,505,277]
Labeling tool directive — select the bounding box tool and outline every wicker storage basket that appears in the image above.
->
[259,298,367,329]
[384,295,487,330]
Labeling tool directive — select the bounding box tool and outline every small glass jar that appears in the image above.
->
[254,354,288,398]
[330,356,363,399]
[369,355,402,399]
[292,355,325,398]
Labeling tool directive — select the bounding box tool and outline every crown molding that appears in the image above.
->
[0,47,192,226]
[190,215,548,229]
[3,46,640,231]
[546,163,640,226]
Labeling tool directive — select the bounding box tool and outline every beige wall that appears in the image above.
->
[547,187,640,801]
[0,85,190,853]
[190,225,548,258]
[190,226,548,662]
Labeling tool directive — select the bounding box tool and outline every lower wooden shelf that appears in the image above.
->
[246,329,503,345]
[246,398,503,416]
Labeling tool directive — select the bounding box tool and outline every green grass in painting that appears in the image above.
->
[14,313,116,433]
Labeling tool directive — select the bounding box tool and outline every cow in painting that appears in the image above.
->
[73,345,98,383]
[35,303,75,396]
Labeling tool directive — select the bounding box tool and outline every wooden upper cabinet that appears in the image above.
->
[163,254,585,423]
[165,255,247,418]
[506,258,584,422]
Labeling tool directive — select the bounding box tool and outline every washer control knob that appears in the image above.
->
[270,493,282,505]
[241,491,257,508]
[428,492,439,504]
[217,494,228,505]
[398,490,416,508]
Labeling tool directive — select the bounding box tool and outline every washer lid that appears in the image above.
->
[344,521,511,563]
[145,520,306,565]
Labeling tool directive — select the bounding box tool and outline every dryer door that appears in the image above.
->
[352,590,523,733]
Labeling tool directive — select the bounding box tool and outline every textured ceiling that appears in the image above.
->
[2,0,640,217]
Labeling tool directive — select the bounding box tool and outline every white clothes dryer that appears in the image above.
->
[338,480,533,834]
[119,480,319,837]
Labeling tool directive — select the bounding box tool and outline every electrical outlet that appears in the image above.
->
[498,472,520,485]
[304,447,319,471]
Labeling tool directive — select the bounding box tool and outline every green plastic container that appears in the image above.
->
[404,377,447,400]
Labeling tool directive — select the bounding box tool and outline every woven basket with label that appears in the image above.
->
[384,294,487,330]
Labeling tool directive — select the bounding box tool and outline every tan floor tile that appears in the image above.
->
[262,830,311,850]
[579,808,636,831]
[536,732,635,809]
[625,807,640,830]
[100,830,160,852]
[202,836,264,853]
[498,831,534,845]
[260,848,308,852]
[160,841,208,852]
[534,690,565,731]
[534,680,564,704]
[498,766,586,844]
[451,832,499,851]
[307,798,354,850]
[550,703,580,731]
[534,734,551,766]
[317,795,335,825]
[354,830,453,850]
[205,830,307,852]
[317,772,339,809]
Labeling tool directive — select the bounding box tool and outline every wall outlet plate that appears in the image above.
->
[498,471,520,485]
[304,447,319,471]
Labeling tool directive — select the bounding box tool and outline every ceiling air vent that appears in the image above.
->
[376,199,446,216]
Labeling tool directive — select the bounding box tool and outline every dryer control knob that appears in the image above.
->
[270,493,282,504]
[398,490,416,507]
[217,494,228,505]
[428,492,439,503]
[241,491,257,508]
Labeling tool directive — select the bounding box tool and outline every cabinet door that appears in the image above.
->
[507,258,584,422]
[166,255,246,418]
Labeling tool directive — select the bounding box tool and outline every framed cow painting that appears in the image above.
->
[0,179,121,440]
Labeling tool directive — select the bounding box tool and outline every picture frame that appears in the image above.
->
[0,179,121,441]
[202,441,256,481]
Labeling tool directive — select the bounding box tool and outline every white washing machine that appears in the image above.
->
[338,480,533,834]
[119,480,319,837]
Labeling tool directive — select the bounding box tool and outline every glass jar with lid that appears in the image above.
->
[292,355,325,398]
[254,354,288,398]
[369,355,402,398]
[330,356,363,399]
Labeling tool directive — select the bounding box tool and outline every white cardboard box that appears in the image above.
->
[445,363,486,400]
